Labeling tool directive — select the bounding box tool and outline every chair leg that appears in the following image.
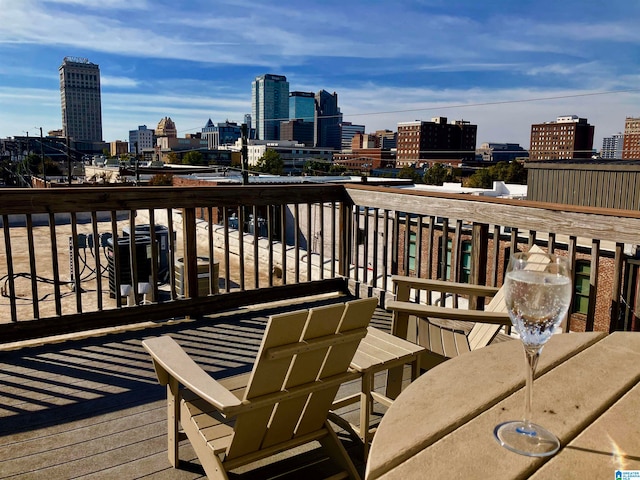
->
[385,366,404,399]
[319,422,362,480]
[179,401,229,479]
[167,379,180,467]
[360,373,372,459]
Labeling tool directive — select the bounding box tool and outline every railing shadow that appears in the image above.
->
[0,295,367,437]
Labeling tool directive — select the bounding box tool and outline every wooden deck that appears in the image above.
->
[0,291,513,479]
[0,294,399,479]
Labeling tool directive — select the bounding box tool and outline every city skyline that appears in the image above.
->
[1,0,639,150]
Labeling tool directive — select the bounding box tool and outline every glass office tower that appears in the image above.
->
[251,74,289,140]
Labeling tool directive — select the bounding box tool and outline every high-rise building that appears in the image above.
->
[129,125,155,153]
[202,119,218,149]
[326,122,366,150]
[396,117,477,167]
[375,130,397,150]
[251,74,289,140]
[59,57,103,142]
[529,115,594,161]
[602,133,624,159]
[280,119,315,146]
[110,140,128,157]
[315,90,342,148]
[622,117,640,159]
[156,117,177,137]
[289,92,315,122]
[202,119,243,149]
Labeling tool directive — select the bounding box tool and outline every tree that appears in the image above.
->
[398,165,424,183]
[304,159,331,175]
[255,149,284,175]
[148,173,174,186]
[423,163,452,185]
[43,157,63,176]
[166,152,180,164]
[328,163,348,175]
[466,168,493,188]
[465,161,528,188]
[504,161,527,184]
[182,151,206,166]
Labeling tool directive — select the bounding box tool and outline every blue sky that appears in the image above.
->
[1,0,639,149]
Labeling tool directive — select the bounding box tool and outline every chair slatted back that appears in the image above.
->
[467,245,549,350]
[226,297,377,460]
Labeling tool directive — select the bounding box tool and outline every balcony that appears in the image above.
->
[1,183,639,477]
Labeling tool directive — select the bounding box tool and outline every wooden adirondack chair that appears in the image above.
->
[142,297,378,480]
[387,245,549,370]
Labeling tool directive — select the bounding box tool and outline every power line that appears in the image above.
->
[177,88,640,134]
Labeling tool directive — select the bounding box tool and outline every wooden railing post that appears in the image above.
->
[338,201,352,277]
[609,243,625,333]
[182,207,198,299]
[469,222,489,310]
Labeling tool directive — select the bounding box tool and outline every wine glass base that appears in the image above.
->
[494,421,560,457]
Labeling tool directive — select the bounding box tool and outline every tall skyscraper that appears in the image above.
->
[315,90,342,148]
[59,57,103,142]
[529,115,594,161]
[622,117,640,159]
[251,74,289,140]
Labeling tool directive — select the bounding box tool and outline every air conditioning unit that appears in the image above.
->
[106,236,152,298]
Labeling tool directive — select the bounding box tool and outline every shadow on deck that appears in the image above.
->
[0,293,396,479]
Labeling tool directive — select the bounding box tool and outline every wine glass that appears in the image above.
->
[494,250,572,457]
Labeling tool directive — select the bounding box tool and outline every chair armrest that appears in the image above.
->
[391,275,500,298]
[142,335,243,415]
[386,300,512,326]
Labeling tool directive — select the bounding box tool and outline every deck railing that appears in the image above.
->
[1,183,639,341]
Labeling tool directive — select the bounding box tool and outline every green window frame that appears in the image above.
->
[408,231,417,272]
[573,260,591,314]
[438,238,471,282]
[460,240,472,283]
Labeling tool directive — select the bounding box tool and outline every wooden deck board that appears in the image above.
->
[0,295,507,479]
[0,295,384,479]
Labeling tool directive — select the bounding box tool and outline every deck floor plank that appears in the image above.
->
[0,295,497,479]
[0,295,384,479]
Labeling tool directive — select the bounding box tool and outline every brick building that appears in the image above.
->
[395,222,616,333]
[622,116,640,159]
[396,117,477,168]
[529,115,594,161]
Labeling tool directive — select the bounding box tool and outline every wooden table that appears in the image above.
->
[366,332,640,479]
[332,327,425,459]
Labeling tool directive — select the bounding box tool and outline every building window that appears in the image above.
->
[573,260,591,314]
[408,231,417,272]
[436,238,472,282]
[460,240,472,283]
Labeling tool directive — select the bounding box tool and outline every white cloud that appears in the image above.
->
[41,0,151,8]
[100,75,140,88]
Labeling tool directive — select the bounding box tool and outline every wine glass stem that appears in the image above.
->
[523,345,541,433]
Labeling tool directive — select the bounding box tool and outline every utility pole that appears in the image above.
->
[39,127,46,184]
[241,124,249,185]
[134,141,140,185]
[66,136,72,185]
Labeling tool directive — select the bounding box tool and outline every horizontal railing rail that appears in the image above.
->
[1,183,639,341]
[0,185,353,341]
[344,184,640,333]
